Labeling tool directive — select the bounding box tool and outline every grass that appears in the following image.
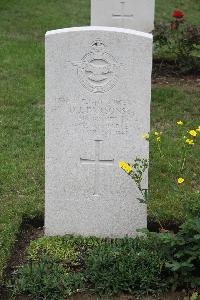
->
[155,0,200,25]
[150,87,200,224]
[0,0,200,283]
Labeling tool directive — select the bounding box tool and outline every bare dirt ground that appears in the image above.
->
[0,221,43,300]
[70,292,187,300]
[152,75,200,90]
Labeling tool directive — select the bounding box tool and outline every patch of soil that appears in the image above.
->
[152,58,200,80]
[0,293,29,300]
[70,291,187,300]
[0,218,44,300]
[148,221,180,233]
[152,74,200,89]
[5,218,44,280]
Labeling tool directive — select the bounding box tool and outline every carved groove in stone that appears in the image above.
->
[112,1,134,27]
[80,140,114,195]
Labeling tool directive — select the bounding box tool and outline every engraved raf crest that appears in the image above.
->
[73,40,119,93]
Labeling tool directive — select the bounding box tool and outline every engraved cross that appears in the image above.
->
[112,1,134,27]
[80,140,114,196]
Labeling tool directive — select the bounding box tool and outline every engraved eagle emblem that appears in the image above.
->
[73,40,119,93]
[85,62,114,82]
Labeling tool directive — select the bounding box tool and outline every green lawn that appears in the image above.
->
[155,0,200,25]
[150,87,200,224]
[0,0,200,282]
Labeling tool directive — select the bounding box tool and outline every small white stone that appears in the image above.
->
[45,26,152,238]
[91,0,155,33]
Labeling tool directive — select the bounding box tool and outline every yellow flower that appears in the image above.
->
[177,120,183,125]
[188,130,197,137]
[185,138,194,145]
[196,126,200,133]
[191,292,198,300]
[178,177,185,184]
[119,161,132,174]
[154,131,159,136]
[142,133,149,139]
[156,136,161,142]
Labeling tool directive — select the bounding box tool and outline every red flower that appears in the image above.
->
[172,9,184,19]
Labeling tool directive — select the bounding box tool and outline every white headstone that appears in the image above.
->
[45,26,152,237]
[91,0,155,33]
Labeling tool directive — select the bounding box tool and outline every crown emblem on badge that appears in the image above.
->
[91,39,105,53]
[73,39,119,93]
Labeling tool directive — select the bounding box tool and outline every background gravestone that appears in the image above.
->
[45,27,152,237]
[91,0,155,33]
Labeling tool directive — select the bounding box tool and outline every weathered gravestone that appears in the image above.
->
[45,26,152,237]
[91,0,155,33]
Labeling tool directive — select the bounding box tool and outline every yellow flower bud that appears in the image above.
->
[178,178,184,184]
[177,120,183,125]
[188,130,197,137]
[185,139,194,145]
[119,161,132,174]
[196,126,200,133]
[142,133,149,139]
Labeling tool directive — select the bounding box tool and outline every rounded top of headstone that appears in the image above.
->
[45,26,152,40]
